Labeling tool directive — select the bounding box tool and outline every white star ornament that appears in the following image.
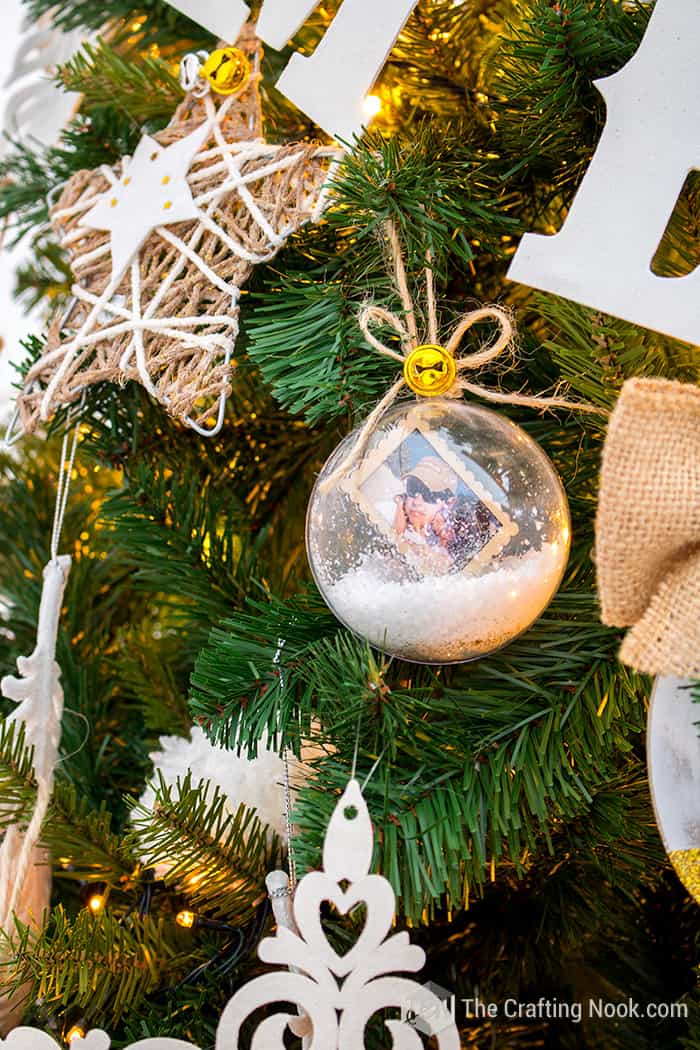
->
[81,124,211,283]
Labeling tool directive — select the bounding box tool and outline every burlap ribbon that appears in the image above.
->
[596,376,700,677]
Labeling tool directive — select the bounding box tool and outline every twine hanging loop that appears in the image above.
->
[321,221,605,492]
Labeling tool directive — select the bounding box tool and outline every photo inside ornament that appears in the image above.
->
[307,400,571,664]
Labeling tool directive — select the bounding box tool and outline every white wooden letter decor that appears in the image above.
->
[165,0,418,141]
[3,780,461,1048]
[165,0,249,41]
[508,0,700,348]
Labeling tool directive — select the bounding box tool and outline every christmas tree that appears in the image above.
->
[0,0,699,1047]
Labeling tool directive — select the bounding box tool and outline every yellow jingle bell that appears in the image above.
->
[403,344,457,397]
[200,47,251,96]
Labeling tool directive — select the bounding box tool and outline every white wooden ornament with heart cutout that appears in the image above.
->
[2,780,460,1048]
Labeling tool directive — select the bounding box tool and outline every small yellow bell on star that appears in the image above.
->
[403,344,457,397]
[200,47,251,96]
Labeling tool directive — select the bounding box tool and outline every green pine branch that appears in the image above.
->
[7,905,196,1026]
[45,784,138,886]
[116,627,192,736]
[386,0,507,127]
[245,126,520,425]
[192,583,647,920]
[493,0,651,217]
[0,721,38,830]
[59,40,183,127]
[0,111,141,244]
[99,462,257,653]
[13,240,72,311]
[129,772,280,922]
[328,128,518,278]
[533,295,700,407]
[245,264,396,425]
[651,170,700,279]
[190,589,340,751]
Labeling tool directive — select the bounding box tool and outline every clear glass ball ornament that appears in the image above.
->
[306,399,571,664]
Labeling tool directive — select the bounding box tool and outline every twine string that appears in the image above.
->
[321,220,606,491]
[386,220,418,347]
[425,252,439,345]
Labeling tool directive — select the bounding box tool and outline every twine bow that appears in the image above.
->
[322,220,604,490]
[597,376,700,677]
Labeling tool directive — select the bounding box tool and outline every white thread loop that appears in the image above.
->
[50,422,80,563]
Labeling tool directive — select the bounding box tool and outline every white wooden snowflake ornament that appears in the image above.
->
[4,780,460,1048]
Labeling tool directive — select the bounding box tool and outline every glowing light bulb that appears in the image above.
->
[66,1024,86,1043]
[176,909,196,929]
[88,893,105,914]
[363,94,382,119]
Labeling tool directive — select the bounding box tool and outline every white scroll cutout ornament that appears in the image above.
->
[3,779,460,1048]
[508,0,700,348]
[1,13,82,158]
[219,777,461,1047]
[165,0,418,142]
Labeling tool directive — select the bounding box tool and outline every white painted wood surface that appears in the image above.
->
[509,0,700,348]
[648,676,700,862]
[164,0,418,141]
[3,781,461,1048]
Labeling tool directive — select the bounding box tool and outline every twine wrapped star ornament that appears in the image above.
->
[16,30,340,437]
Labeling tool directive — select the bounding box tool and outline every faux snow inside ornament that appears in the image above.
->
[308,399,570,664]
[307,222,600,664]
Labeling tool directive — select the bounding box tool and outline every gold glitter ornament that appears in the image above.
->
[404,343,457,397]
[201,46,251,95]
[648,675,700,908]
[669,849,700,904]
